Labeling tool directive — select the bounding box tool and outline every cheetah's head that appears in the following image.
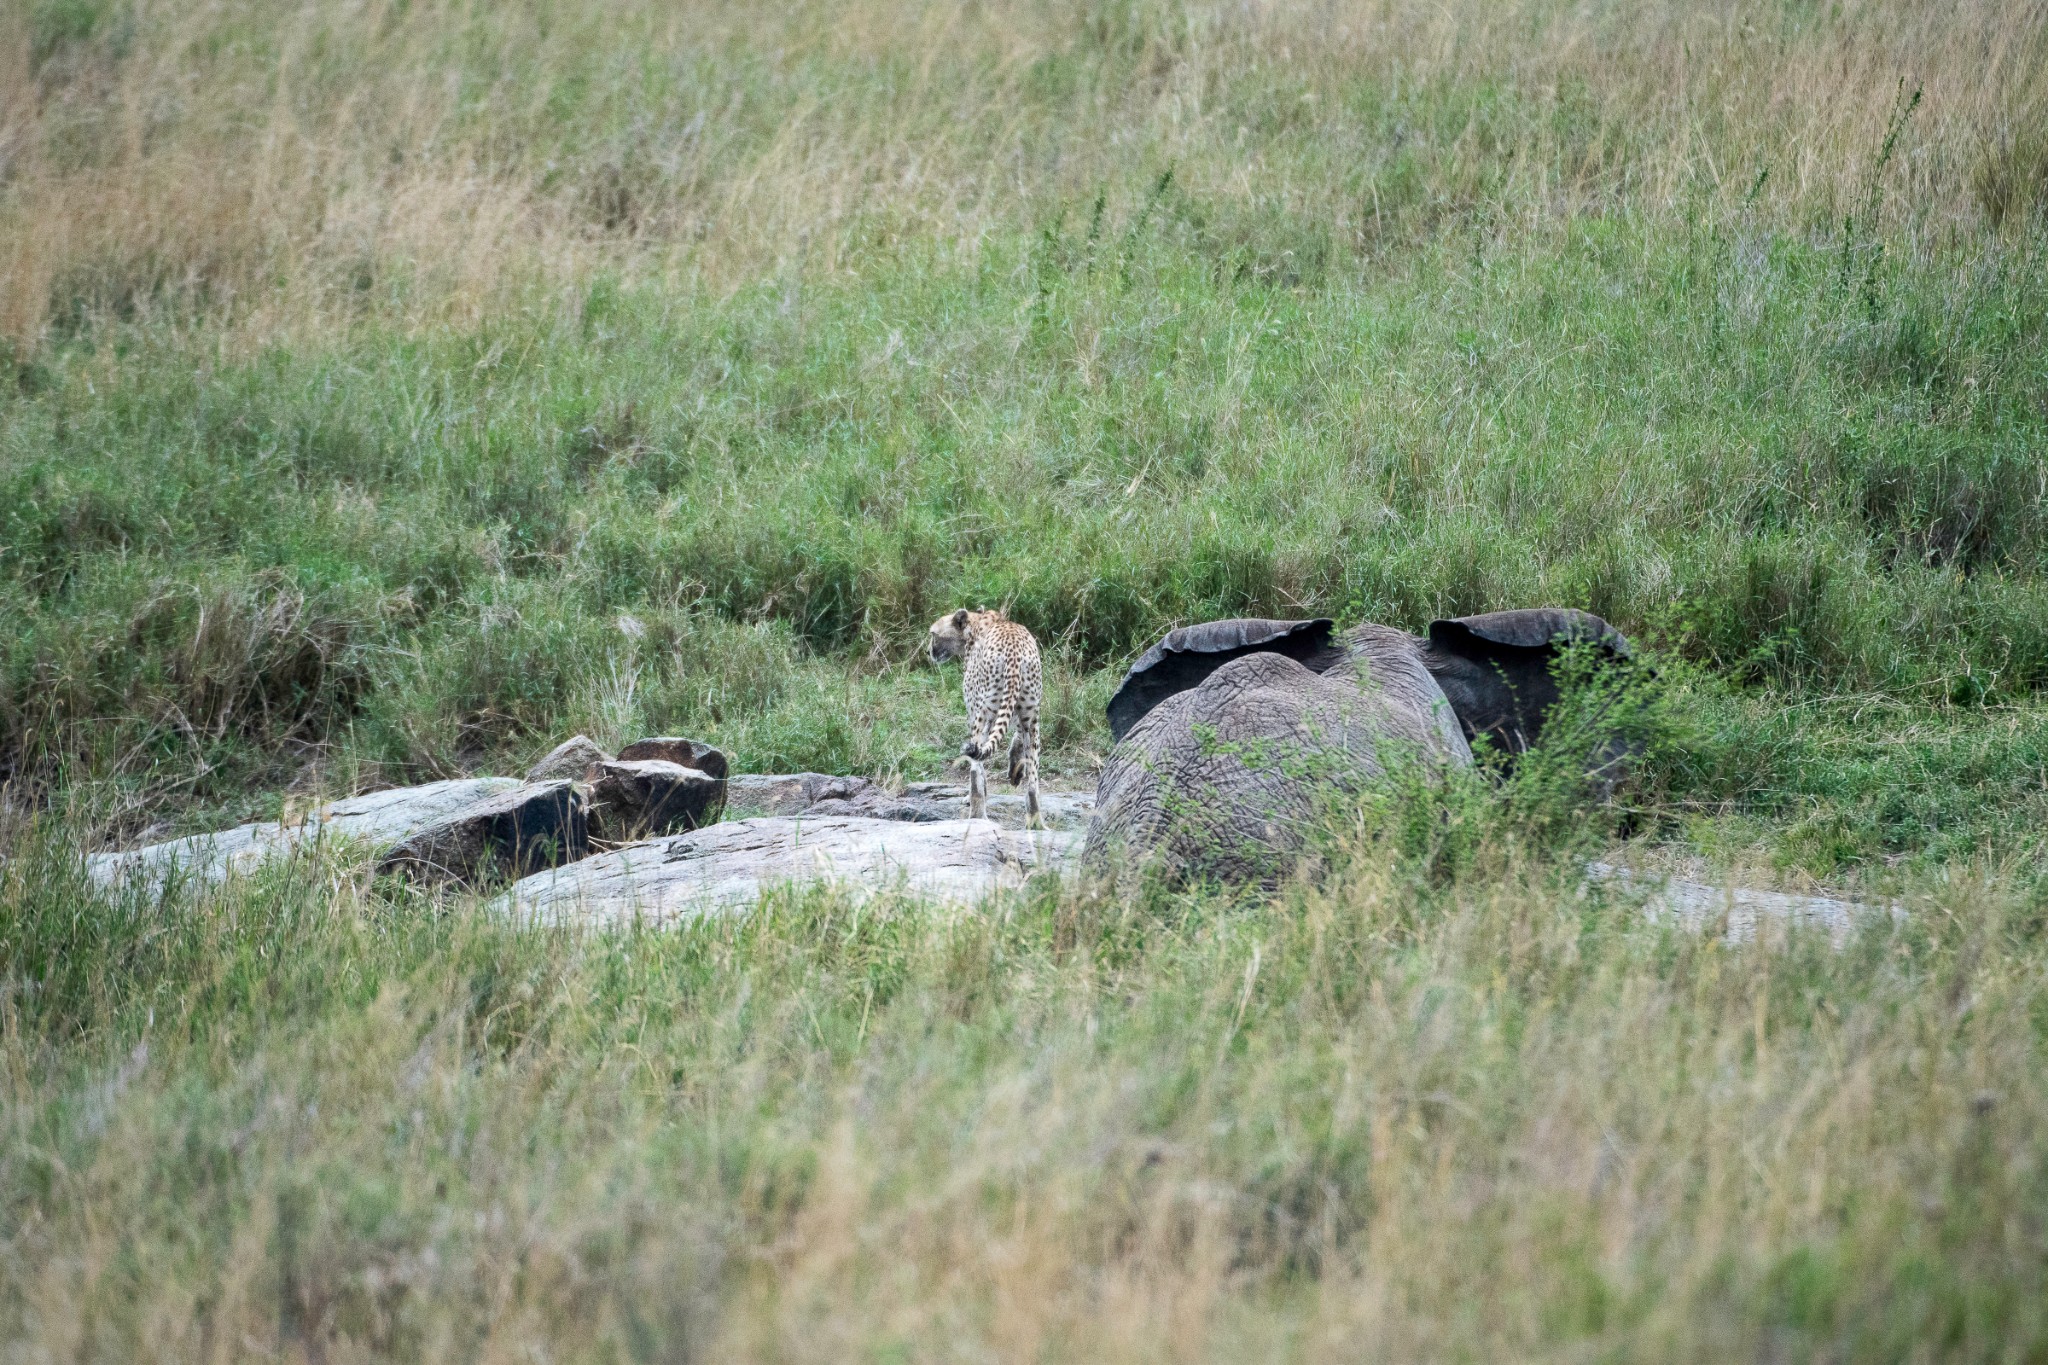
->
[927,608,977,663]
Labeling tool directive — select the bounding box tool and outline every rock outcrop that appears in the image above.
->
[88,778,524,892]
[725,773,877,816]
[587,759,725,843]
[888,782,1094,831]
[83,765,1905,950]
[724,774,1093,830]
[377,781,591,886]
[498,815,1081,928]
[1585,863,1904,945]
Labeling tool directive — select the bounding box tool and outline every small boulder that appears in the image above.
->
[527,735,609,783]
[379,781,590,887]
[616,736,729,781]
[588,759,725,844]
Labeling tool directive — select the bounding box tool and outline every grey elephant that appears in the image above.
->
[1083,609,1634,884]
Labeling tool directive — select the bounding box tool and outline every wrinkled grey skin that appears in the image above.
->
[1086,609,1632,884]
[1085,624,1472,884]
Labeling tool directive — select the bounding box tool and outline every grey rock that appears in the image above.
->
[588,759,725,843]
[498,815,1080,928]
[804,795,950,823]
[527,735,609,783]
[616,736,729,780]
[895,782,1095,831]
[725,773,879,817]
[724,773,1089,830]
[378,781,591,886]
[1585,863,1905,945]
[88,778,523,892]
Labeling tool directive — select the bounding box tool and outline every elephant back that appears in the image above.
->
[1332,623,1475,767]
[1085,643,1468,886]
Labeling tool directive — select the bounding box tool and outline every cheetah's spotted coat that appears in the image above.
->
[927,608,1042,827]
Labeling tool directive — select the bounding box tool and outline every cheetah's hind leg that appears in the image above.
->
[1018,715,1042,830]
[1008,731,1028,787]
[967,755,989,820]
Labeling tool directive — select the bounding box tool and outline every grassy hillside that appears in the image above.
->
[4,0,2048,1356]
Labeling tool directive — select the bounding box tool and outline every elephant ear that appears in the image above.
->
[1105,618,1343,741]
[1427,608,1632,658]
[1420,608,1632,754]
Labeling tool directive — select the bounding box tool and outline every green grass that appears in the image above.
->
[4,811,2046,1359]
[6,219,2047,860]
[5,0,2048,1354]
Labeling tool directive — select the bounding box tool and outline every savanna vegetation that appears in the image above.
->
[4,0,2048,1357]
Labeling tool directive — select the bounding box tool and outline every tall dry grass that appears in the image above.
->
[4,824,2043,1361]
[4,0,2045,348]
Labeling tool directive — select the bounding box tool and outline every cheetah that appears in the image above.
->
[927,607,1042,827]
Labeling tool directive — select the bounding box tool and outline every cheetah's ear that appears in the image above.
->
[952,608,970,630]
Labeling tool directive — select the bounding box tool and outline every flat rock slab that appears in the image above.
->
[88,778,523,891]
[727,773,939,823]
[895,782,1096,831]
[379,781,590,886]
[499,815,1082,928]
[725,774,1094,830]
[725,773,876,816]
[1587,863,1904,944]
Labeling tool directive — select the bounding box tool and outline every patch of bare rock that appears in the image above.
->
[525,735,609,782]
[615,736,729,777]
[726,774,1094,829]
[92,735,733,893]
[88,777,525,892]
[1585,862,1905,945]
[84,732,1095,904]
[588,760,725,844]
[497,816,1079,928]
